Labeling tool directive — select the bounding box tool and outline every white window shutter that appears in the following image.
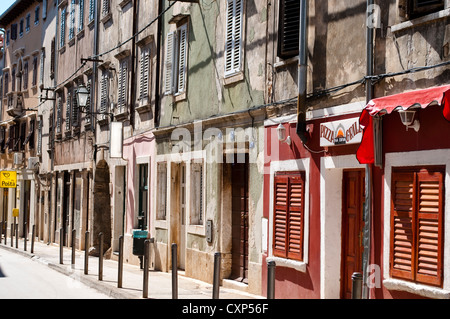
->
[177,24,188,94]
[100,71,108,114]
[225,0,243,76]
[164,31,175,95]
[191,162,204,225]
[117,60,127,112]
[140,48,150,99]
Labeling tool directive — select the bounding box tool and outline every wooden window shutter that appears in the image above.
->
[69,0,75,40]
[157,162,167,220]
[65,91,72,131]
[60,8,66,47]
[177,24,188,94]
[102,0,110,16]
[140,48,150,99]
[72,87,79,127]
[164,31,175,95]
[191,162,204,225]
[78,0,84,31]
[390,170,444,287]
[89,0,95,22]
[56,96,62,134]
[390,172,415,281]
[287,174,305,260]
[278,0,300,59]
[415,171,443,287]
[273,175,288,258]
[23,61,29,90]
[100,71,108,114]
[117,60,128,112]
[225,0,243,77]
[273,172,305,261]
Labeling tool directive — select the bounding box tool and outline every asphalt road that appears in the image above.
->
[0,248,112,299]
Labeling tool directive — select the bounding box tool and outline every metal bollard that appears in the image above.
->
[71,229,76,269]
[59,228,64,264]
[118,235,124,288]
[31,225,35,253]
[98,232,104,281]
[24,222,27,251]
[351,272,363,299]
[267,260,276,299]
[84,231,89,275]
[0,222,3,245]
[172,243,178,299]
[212,252,221,299]
[143,239,150,298]
[3,222,6,245]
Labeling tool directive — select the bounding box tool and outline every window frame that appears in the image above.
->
[224,0,244,77]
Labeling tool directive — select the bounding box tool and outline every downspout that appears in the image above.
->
[363,0,375,300]
[296,0,308,143]
[155,0,163,127]
[130,0,137,129]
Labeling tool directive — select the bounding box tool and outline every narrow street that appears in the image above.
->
[0,249,111,299]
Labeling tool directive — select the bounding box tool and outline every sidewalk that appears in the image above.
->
[0,237,264,300]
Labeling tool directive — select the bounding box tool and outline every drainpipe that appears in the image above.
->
[296,0,308,143]
[363,0,374,300]
[154,0,163,127]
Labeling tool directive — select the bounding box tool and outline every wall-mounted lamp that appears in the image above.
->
[76,84,90,108]
[277,123,291,146]
[398,109,420,132]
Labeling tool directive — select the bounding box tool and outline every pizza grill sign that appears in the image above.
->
[320,117,362,147]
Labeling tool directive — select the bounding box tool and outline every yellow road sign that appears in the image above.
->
[0,171,17,188]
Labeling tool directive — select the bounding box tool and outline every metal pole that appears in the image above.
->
[0,222,3,245]
[10,223,13,247]
[267,260,276,299]
[172,243,178,299]
[143,239,150,298]
[118,235,123,288]
[4,222,6,245]
[31,224,35,253]
[98,232,103,281]
[15,219,18,248]
[59,228,63,264]
[24,222,27,251]
[72,229,76,269]
[84,231,89,275]
[352,272,363,299]
[212,252,221,299]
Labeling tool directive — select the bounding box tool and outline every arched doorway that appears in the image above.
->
[91,159,111,256]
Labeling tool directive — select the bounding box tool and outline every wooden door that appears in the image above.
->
[231,156,249,283]
[341,170,365,299]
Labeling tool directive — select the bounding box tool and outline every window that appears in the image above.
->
[37,117,42,155]
[99,70,109,120]
[164,22,188,95]
[4,72,9,95]
[12,68,16,92]
[18,122,26,152]
[32,56,38,87]
[84,77,92,126]
[0,127,5,154]
[102,0,110,17]
[23,61,29,90]
[19,19,24,37]
[72,86,80,127]
[6,30,10,46]
[50,38,56,78]
[190,161,204,225]
[65,89,72,132]
[69,0,76,40]
[156,162,167,220]
[11,23,17,40]
[60,7,67,47]
[24,119,35,150]
[78,0,84,31]
[26,13,31,33]
[39,50,45,86]
[390,168,444,287]
[35,5,40,25]
[56,95,62,135]
[225,0,243,77]
[117,59,128,114]
[409,0,444,18]
[278,0,299,59]
[139,46,150,101]
[89,0,96,22]
[273,171,305,261]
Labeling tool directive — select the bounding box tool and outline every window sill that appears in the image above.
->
[391,8,450,33]
[173,92,186,102]
[101,12,112,25]
[383,278,450,299]
[187,224,205,236]
[223,71,244,86]
[266,256,306,273]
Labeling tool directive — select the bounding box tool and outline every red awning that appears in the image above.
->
[357,85,450,165]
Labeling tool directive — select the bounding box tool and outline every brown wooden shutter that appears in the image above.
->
[277,0,300,59]
[273,175,288,258]
[415,171,443,287]
[287,174,305,261]
[390,172,415,281]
